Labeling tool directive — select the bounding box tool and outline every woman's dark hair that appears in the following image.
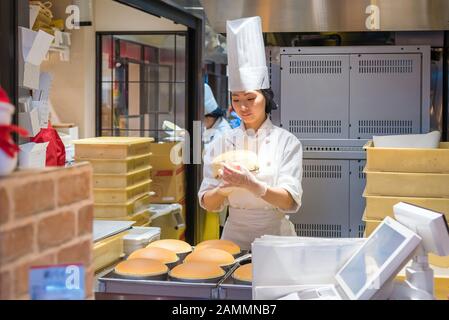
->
[205,107,227,119]
[260,88,278,113]
[230,88,278,114]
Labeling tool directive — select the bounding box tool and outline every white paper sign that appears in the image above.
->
[32,72,53,103]
[19,108,41,137]
[19,27,54,89]
[29,5,40,29]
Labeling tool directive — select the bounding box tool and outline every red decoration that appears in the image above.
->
[31,122,66,166]
[0,125,29,158]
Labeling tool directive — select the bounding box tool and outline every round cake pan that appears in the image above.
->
[232,277,252,286]
[176,251,192,262]
[220,262,238,272]
[166,260,182,270]
[113,271,168,281]
[168,275,224,284]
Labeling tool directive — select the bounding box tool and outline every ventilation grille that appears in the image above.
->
[304,146,363,152]
[358,224,366,238]
[358,59,413,74]
[358,120,413,135]
[358,165,366,180]
[289,120,342,134]
[289,60,342,74]
[295,224,342,238]
[303,164,342,179]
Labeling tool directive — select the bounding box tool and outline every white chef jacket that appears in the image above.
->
[198,117,303,248]
[202,116,232,227]
[203,117,232,146]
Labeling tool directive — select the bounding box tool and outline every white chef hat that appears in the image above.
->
[204,83,219,115]
[226,16,270,92]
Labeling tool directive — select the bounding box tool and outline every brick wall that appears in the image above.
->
[0,163,94,300]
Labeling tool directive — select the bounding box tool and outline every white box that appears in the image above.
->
[19,108,41,137]
[57,126,79,141]
[18,142,49,169]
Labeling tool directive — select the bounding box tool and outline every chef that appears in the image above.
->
[202,82,232,237]
[198,16,303,250]
[203,83,231,147]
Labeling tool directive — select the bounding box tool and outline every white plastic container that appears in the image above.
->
[252,237,366,288]
[123,227,161,256]
[373,131,441,148]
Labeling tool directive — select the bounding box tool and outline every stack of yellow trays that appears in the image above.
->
[363,140,449,272]
[74,137,154,226]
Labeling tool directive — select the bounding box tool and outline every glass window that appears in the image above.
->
[98,33,187,140]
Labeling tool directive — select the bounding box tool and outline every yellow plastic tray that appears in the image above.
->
[74,137,154,160]
[76,154,151,174]
[363,215,449,268]
[365,141,449,173]
[364,170,449,198]
[93,232,126,272]
[363,193,449,221]
[94,193,151,218]
[93,167,152,189]
[95,209,151,226]
[94,180,151,203]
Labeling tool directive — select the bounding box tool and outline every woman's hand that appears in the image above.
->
[221,163,268,197]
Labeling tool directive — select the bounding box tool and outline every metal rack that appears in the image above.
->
[97,260,252,300]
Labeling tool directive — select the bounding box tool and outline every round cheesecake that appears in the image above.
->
[195,239,241,256]
[232,263,252,283]
[128,247,179,265]
[184,248,235,267]
[114,258,168,278]
[169,262,225,281]
[212,150,259,178]
[147,239,192,255]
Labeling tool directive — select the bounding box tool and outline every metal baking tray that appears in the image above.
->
[217,278,252,300]
[98,271,221,299]
[97,253,252,300]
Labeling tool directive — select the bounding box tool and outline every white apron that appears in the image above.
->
[222,207,296,251]
[220,128,297,250]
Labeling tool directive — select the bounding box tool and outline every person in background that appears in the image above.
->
[227,107,242,129]
[202,83,232,237]
[203,83,232,146]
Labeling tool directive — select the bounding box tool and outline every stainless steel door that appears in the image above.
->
[292,159,350,238]
[280,54,350,139]
[349,53,422,139]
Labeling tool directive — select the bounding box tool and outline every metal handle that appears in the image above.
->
[234,253,252,264]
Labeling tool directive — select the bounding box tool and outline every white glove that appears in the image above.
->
[221,163,268,197]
